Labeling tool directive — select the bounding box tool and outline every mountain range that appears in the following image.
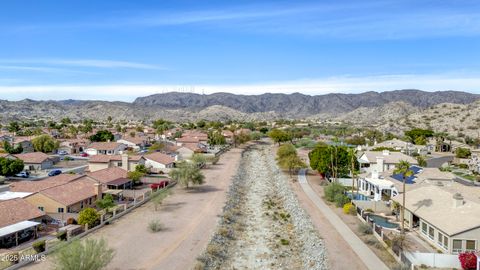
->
[0,90,479,126]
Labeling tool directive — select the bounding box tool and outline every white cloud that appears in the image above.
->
[0,59,163,70]
[0,73,479,101]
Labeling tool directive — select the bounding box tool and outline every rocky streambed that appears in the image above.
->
[197,143,327,270]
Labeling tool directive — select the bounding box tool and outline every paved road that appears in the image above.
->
[298,169,390,270]
[426,155,454,168]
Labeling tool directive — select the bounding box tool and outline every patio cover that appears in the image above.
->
[0,220,40,237]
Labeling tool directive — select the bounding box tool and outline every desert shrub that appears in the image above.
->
[324,182,345,202]
[53,238,114,270]
[343,202,356,215]
[365,236,377,246]
[56,231,67,241]
[32,240,46,252]
[334,193,350,208]
[280,239,290,245]
[148,220,164,233]
[358,223,373,235]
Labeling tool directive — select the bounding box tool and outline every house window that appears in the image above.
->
[443,236,448,249]
[437,232,443,246]
[117,162,122,167]
[38,206,44,211]
[466,240,476,251]
[421,222,427,234]
[428,227,434,240]
[453,240,463,253]
[58,208,64,213]
[80,201,84,209]
[89,198,92,204]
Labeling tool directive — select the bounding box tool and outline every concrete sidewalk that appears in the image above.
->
[298,169,390,270]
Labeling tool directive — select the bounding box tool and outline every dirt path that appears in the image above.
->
[200,144,327,270]
[26,146,245,270]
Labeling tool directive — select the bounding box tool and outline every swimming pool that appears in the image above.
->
[346,192,371,201]
[366,214,399,229]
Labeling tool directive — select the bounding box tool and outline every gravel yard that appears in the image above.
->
[198,143,327,270]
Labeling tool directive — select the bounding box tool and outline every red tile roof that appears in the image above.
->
[89,154,144,163]
[15,152,51,164]
[87,142,124,151]
[40,178,98,206]
[0,198,44,227]
[86,167,128,184]
[10,174,84,193]
[145,152,175,165]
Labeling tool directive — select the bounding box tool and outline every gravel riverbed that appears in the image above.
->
[197,143,327,270]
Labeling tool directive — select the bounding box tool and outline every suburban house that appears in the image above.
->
[84,142,126,156]
[116,136,147,150]
[12,137,35,153]
[24,178,101,214]
[87,167,132,190]
[0,198,45,248]
[15,152,55,171]
[144,152,176,173]
[10,174,83,193]
[358,150,418,173]
[392,183,480,254]
[177,143,207,160]
[58,139,89,154]
[88,154,145,172]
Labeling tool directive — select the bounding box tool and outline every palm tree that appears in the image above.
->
[348,148,358,197]
[393,160,414,234]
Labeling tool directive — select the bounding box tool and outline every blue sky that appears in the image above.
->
[1,0,480,101]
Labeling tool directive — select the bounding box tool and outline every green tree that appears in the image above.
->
[3,141,23,154]
[32,135,59,153]
[150,188,170,211]
[393,160,413,234]
[54,238,114,270]
[309,143,353,180]
[416,156,427,167]
[96,194,115,211]
[207,130,226,146]
[89,130,114,142]
[169,161,205,188]
[8,121,21,133]
[268,129,291,145]
[414,136,427,145]
[127,171,145,184]
[0,158,24,176]
[405,128,434,143]
[135,164,148,174]
[78,208,100,228]
[191,153,206,167]
[456,147,472,158]
[276,143,306,175]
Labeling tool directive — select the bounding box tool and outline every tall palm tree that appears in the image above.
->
[348,148,358,197]
[393,160,414,234]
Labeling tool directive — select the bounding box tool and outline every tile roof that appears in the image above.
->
[14,152,51,164]
[89,154,144,163]
[40,178,97,206]
[87,142,124,151]
[10,174,84,193]
[118,136,146,145]
[360,151,417,165]
[0,198,44,227]
[145,152,175,165]
[87,167,128,184]
[392,185,480,236]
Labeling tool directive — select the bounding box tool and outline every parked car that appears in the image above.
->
[57,150,68,155]
[48,169,62,177]
[150,180,169,190]
[15,171,30,178]
[80,152,88,157]
[139,149,148,154]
